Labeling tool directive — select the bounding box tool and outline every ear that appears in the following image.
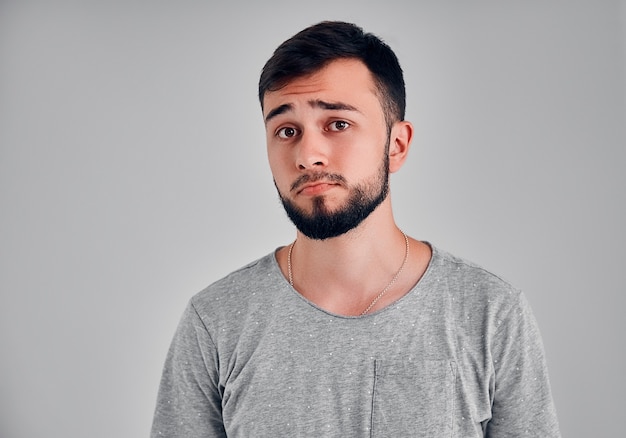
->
[388,121,413,173]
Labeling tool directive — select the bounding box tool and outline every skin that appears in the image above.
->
[263,58,432,316]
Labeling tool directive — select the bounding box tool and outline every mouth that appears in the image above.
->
[297,182,339,196]
[290,172,347,194]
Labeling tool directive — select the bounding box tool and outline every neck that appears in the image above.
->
[278,201,430,315]
[294,199,399,270]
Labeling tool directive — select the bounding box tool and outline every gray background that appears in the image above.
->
[1,1,624,437]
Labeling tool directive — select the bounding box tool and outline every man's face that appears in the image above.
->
[263,58,391,240]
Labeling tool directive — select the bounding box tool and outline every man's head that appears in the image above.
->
[260,23,412,240]
[259,21,406,129]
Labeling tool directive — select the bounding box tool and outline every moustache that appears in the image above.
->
[290,172,347,192]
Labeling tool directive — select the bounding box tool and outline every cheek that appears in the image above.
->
[336,146,382,177]
[267,150,292,186]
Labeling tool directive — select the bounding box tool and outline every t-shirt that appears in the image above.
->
[151,245,561,437]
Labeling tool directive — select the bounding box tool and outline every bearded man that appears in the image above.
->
[151,21,561,437]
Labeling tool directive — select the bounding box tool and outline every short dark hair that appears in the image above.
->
[258,21,406,126]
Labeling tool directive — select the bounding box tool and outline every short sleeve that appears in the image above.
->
[151,301,226,438]
[485,292,561,437]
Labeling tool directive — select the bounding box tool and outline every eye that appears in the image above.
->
[328,120,350,132]
[276,126,299,139]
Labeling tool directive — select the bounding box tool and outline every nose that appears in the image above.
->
[295,130,328,170]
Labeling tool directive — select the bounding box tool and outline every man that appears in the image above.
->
[151,21,560,437]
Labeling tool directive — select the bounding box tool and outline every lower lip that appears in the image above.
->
[300,183,337,196]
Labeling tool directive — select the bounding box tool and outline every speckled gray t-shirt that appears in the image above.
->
[151,245,560,437]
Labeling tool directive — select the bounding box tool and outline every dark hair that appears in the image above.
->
[258,21,406,126]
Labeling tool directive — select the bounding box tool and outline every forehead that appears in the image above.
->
[262,58,381,117]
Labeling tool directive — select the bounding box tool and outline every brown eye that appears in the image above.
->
[277,127,298,139]
[328,120,350,131]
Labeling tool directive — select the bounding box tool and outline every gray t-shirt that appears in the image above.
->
[151,245,560,437]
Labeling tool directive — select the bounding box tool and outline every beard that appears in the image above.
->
[277,148,390,240]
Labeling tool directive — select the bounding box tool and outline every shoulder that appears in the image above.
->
[427,245,525,330]
[430,246,517,292]
[186,251,287,331]
[191,251,279,308]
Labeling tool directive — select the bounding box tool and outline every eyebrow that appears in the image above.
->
[264,103,293,124]
[311,99,359,113]
[264,99,360,124]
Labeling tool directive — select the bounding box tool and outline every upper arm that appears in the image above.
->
[151,302,226,438]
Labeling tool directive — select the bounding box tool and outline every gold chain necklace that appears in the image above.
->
[287,232,410,315]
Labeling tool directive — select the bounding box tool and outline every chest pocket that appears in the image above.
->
[371,359,456,438]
